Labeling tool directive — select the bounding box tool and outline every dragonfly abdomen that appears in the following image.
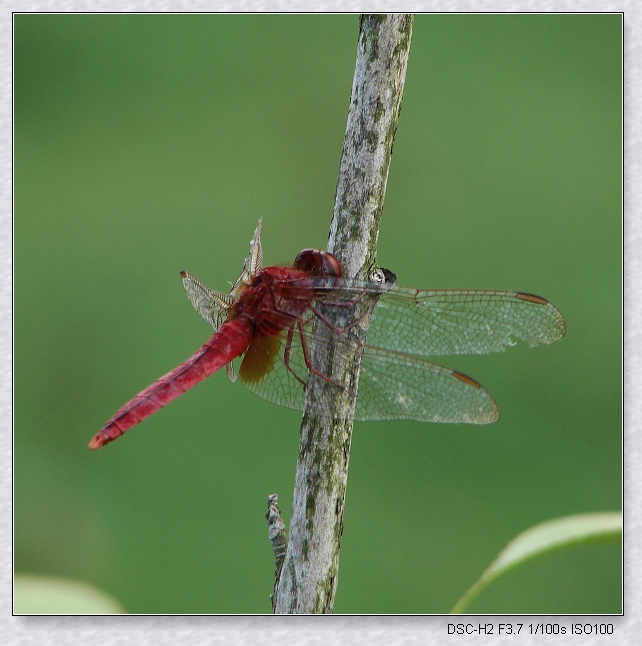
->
[89,319,253,449]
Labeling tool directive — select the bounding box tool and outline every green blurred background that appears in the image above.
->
[14,14,621,613]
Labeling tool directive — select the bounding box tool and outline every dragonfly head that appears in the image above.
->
[293,249,343,278]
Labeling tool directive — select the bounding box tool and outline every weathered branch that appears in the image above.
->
[265,494,288,612]
[272,14,413,614]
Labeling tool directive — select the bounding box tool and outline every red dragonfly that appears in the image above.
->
[89,220,565,449]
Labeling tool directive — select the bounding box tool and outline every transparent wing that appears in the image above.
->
[236,329,307,413]
[237,323,499,424]
[180,271,234,331]
[355,345,498,423]
[230,218,263,296]
[293,279,566,358]
[180,271,239,382]
[180,219,264,329]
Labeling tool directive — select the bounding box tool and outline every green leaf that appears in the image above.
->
[450,512,622,614]
[14,574,125,614]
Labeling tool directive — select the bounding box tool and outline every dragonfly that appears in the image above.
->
[89,220,565,449]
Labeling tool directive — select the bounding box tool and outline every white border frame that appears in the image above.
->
[5,3,634,645]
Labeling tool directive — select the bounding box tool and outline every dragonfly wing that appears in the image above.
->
[368,287,566,357]
[355,345,499,423]
[236,320,498,424]
[302,279,565,358]
[180,271,235,331]
[237,328,308,413]
[230,218,263,296]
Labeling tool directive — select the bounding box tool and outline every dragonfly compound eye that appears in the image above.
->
[320,252,342,278]
[293,249,343,278]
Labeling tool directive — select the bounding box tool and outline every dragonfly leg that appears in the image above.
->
[296,319,345,390]
[315,289,368,309]
[283,325,308,386]
[309,304,368,335]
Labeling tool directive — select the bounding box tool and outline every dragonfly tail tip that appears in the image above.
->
[88,433,108,450]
